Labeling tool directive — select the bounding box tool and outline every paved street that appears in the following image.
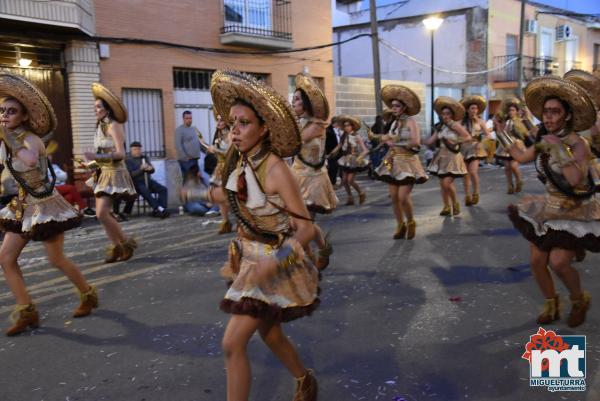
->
[0,165,598,401]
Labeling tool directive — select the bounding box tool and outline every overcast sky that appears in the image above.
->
[360,0,600,13]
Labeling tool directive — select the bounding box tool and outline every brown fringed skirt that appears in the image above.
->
[374,147,428,185]
[428,147,467,178]
[219,237,320,322]
[508,192,600,253]
[0,189,82,241]
[292,162,338,215]
[461,140,487,161]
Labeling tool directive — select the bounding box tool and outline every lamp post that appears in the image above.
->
[423,16,444,130]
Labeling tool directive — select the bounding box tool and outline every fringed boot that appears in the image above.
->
[358,191,366,205]
[119,237,138,261]
[507,183,515,194]
[452,201,460,216]
[293,369,317,401]
[73,285,99,318]
[568,291,591,328]
[315,235,333,271]
[406,220,416,240]
[104,243,122,263]
[536,295,560,324]
[344,196,354,206]
[393,222,407,240]
[515,180,524,193]
[439,204,451,216]
[5,304,39,336]
[472,193,480,205]
[464,195,473,207]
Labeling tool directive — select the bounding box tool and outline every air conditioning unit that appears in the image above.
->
[524,19,538,34]
[555,25,572,41]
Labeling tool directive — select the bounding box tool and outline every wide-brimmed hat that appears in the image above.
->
[0,73,57,136]
[381,84,421,116]
[434,96,464,121]
[524,75,596,132]
[338,115,361,131]
[501,97,522,115]
[92,82,128,123]
[295,73,329,120]
[461,95,487,114]
[382,108,395,121]
[211,70,300,158]
[564,69,600,108]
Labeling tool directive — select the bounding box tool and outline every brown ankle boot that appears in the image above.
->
[507,184,514,194]
[6,304,39,336]
[440,204,451,216]
[315,238,333,271]
[344,196,354,206]
[358,191,366,205]
[472,193,479,205]
[406,220,416,240]
[515,180,523,193]
[536,295,560,324]
[104,243,122,263]
[465,195,473,207]
[293,369,317,401]
[568,292,591,328]
[452,201,460,216]
[218,220,232,235]
[393,222,407,239]
[119,237,138,261]
[73,286,99,318]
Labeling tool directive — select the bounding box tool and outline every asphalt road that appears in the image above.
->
[0,164,598,401]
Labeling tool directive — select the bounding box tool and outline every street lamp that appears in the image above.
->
[423,16,443,130]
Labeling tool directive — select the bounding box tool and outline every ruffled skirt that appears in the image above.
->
[508,192,600,253]
[0,189,82,241]
[338,154,369,172]
[292,164,338,214]
[374,148,428,185]
[220,237,320,322]
[428,148,467,178]
[495,139,525,160]
[94,164,137,201]
[461,140,487,161]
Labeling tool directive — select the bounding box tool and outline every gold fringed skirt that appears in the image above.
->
[292,163,338,214]
[374,148,428,185]
[0,189,82,241]
[428,148,467,178]
[219,237,320,322]
[94,163,137,201]
[461,140,487,161]
[338,154,370,173]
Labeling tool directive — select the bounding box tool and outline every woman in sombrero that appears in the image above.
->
[424,96,470,216]
[460,95,491,206]
[506,75,600,327]
[494,98,529,194]
[291,73,337,269]
[211,111,233,234]
[330,115,369,205]
[0,73,98,336]
[85,83,137,263]
[564,69,600,191]
[372,84,427,239]
[183,71,319,401]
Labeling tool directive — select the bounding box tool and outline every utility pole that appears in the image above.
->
[369,0,383,116]
[517,0,526,98]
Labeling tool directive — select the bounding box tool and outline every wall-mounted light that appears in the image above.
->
[18,58,32,67]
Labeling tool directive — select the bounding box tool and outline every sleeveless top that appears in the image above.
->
[94,118,122,167]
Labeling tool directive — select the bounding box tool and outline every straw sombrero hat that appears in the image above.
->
[381,84,421,116]
[524,75,596,132]
[434,96,465,121]
[564,69,600,108]
[460,95,487,114]
[338,115,361,131]
[295,73,329,120]
[0,73,57,136]
[210,70,300,158]
[501,97,522,115]
[92,82,128,123]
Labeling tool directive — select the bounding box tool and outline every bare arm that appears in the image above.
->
[449,121,471,141]
[18,134,43,168]
[107,123,126,160]
[507,141,536,163]
[301,123,325,143]
[407,118,421,147]
[357,136,369,158]
[423,132,438,146]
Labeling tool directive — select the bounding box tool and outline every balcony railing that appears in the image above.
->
[492,55,555,83]
[220,0,292,50]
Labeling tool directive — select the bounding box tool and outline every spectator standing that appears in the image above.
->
[125,141,169,218]
[325,116,342,186]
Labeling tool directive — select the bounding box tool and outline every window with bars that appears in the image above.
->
[173,68,268,90]
[0,44,62,69]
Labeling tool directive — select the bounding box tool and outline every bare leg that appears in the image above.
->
[511,160,522,184]
[463,173,471,197]
[397,184,414,221]
[43,234,90,293]
[439,179,449,206]
[342,172,352,197]
[258,321,306,378]
[468,160,480,195]
[348,172,361,194]
[95,196,126,245]
[529,243,555,298]
[222,314,262,401]
[389,184,404,224]
[0,233,30,305]
[548,248,582,299]
[444,177,457,204]
[504,163,513,189]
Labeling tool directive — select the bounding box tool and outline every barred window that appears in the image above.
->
[173,68,268,90]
